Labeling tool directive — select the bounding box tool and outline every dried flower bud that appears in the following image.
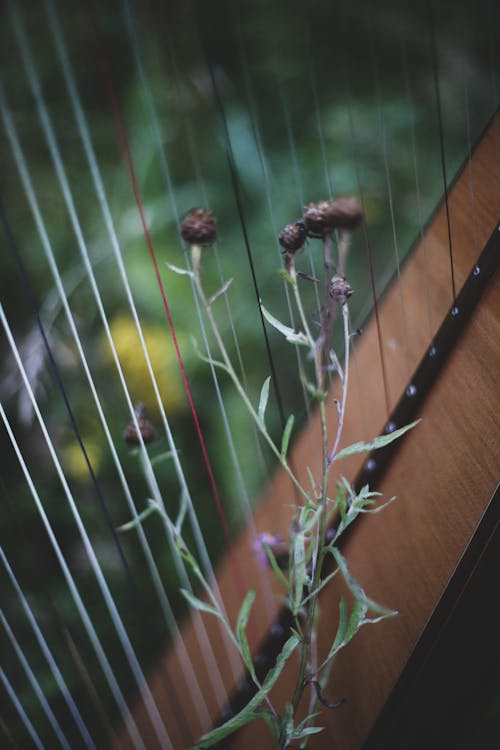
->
[329,274,353,305]
[124,403,156,446]
[303,197,363,236]
[180,208,216,246]
[278,221,307,253]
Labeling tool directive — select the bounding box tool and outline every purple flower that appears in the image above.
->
[253,533,287,569]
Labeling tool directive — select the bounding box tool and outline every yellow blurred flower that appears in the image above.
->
[62,438,101,482]
[101,314,185,415]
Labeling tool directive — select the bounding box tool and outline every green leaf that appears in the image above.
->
[291,530,306,615]
[236,591,256,681]
[115,503,158,533]
[281,414,295,460]
[331,420,420,462]
[277,268,295,286]
[175,491,189,531]
[208,278,233,305]
[258,376,271,424]
[191,336,228,372]
[180,590,224,621]
[262,542,289,591]
[344,598,367,645]
[291,724,325,739]
[150,450,176,466]
[300,374,327,402]
[165,261,194,277]
[195,635,300,747]
[261,304,308,346]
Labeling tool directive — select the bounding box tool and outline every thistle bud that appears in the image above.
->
[303,197,363,236]
[329,274,353,305]
[278,220,307,253]
[180,208,216,246]
[124,403,156,446]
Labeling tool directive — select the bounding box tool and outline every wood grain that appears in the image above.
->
[114,112,499,750]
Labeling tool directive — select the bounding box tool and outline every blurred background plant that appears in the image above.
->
[0,0,497,747]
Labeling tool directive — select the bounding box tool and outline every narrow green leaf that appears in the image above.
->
[116,503,158,533]
[291,530,306,615]
[262,542,289,591]
[191,336,228,372]
[180,590,223,621]
[291,714,322,740]
[175,491,189,530]
[195,635,300,747]
[291,725,325,739]
[150,450,176,466]
[236,591,256,681]
[258,376,271,424]
[281,414,295,460]
[344,598,367,645]
[261,304,308,346]
[165,261,194,277]
[332,420,420,462]
[300,375,327,402]
[208,278,233,305]
[277,268,295,285]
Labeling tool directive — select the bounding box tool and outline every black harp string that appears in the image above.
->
[302,9,371,444]
[428,0,458,305]
[193,2,290,436]
[340,10,392,419]
[162,15,271,483]
[233,13,316,425]
[124,0,277,618]
[366,2,413,383]
[401,0,435,343]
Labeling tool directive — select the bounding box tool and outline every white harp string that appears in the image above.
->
[123,0,276,622]
[0,546,97,750]
[0,608,72,750]
[0,389,147,750]
[44,0,233,709]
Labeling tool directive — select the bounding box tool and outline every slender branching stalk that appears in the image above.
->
[119,201,418,749]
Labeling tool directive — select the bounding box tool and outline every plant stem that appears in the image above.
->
[289,302,351,734]
[191,246,309,502]
[328,304,350,465]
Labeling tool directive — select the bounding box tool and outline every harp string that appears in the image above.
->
[0,395,146,750]
[402,28,435,342]
[0,608,72,750]
[9,0,234,716]
[429,0,457,305]
[345,76,392,418]
[0,546,97,749]
[87,9,248,617]
[55,615,123,748]
[0,665,45,750]
[0,171,201,740]
[2,1,497,747]
[0,300,172,748]
[368,11,413,383]
[236,31,313,426]
[123,0,276,620]
[197,23,293,445]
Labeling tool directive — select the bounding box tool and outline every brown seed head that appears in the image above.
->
[124,403,156,446]
[303,197,363,236]
[180,208,216,246]
[329,274,353,305]
[278,221,307,253]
